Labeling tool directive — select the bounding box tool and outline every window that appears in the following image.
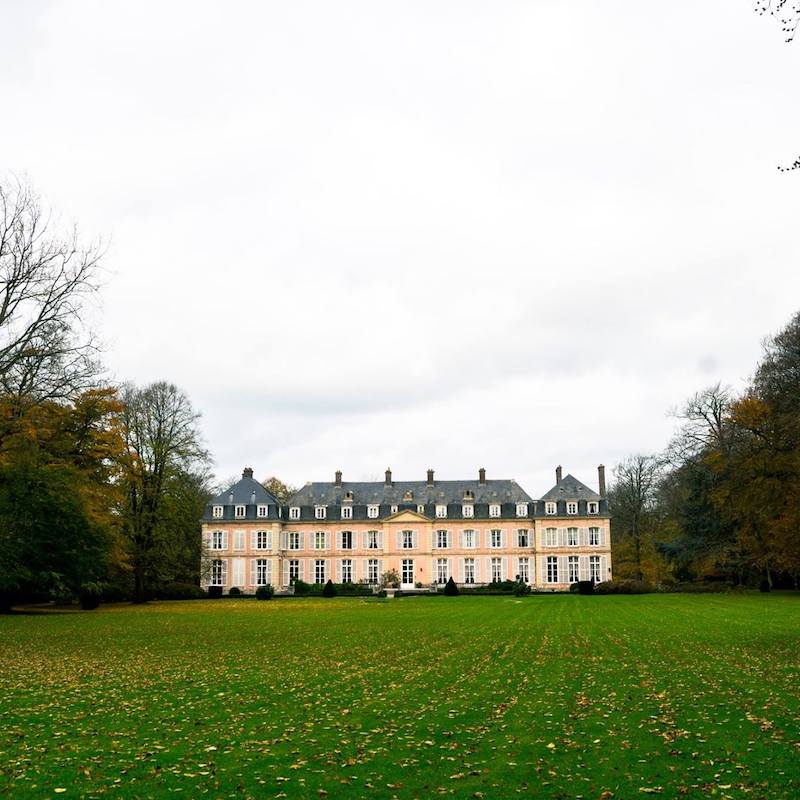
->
[567,527,578,546]
[401,559,414,585]
[401,530,414,549]
[340,559,353,583]
[491,557,502,583]
[256,559,270,586]
[463,558,475,584]
[210,559,226,586]
[367,559,380,584]
[257,504,268,518]
[546,556,558,583]
[287,532,300,550]
[390,505,398,514]
[436,558,448,584]
[289,507,300,520]
[462,504,474,518]
[256,531,270,550]
[566,501,578,515]
[568,555,580,583]
[341,506,353,520]
[314,531,327,550]
[517,529,529,547]
[545,502,557,515]
[315,505,327,520]
[589,527,600,546]
[516,503,528,517]
[314,559,326,584]
[490,529,502,548]
[544,528,557,547]
[417,504,426,514]
[339,530,353,550]
[517,557,529,583]
[212,505,223,518]
[462,529,476,548]
[234,530,245,551]
[289,559,300,582]
[588,501,599,514]
[235,505,246,519]
[403,490,414,501]
[366,530,380,550]
[589,555,601,582]
[435,530,450,549]
[367,504,379,519]
[435,504,447,518]
[211,531,225,550]
[489,504,501,518]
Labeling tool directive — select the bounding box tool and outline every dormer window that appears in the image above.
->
[462,504,474,518]
[367,504,379,518]
[315,505,327,520]
[341,506,353,520]
[588,501,599,514]
[289,506,300,520]
[235,505,246,519]
[566,501,578,515]
[344,491,354,501]
[391,505,398,514]
[212,505,223,518]
[516,503,528,517]
[489,504,501,518]
[417,504,425,514]
[435,504,447,518]
[545,502,557,515]
[257,504,268,518]
[403,490,414,501]
[463,489,474,501]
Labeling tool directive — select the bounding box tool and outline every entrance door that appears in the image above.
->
[401,558,415,589]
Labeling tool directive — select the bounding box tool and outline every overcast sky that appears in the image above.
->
[2,1,799,496]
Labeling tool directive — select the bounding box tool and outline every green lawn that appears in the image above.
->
[1,595,798,800]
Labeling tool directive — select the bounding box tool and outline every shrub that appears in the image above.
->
[569,582,579,593]
[79,582,102,610]
[292,579,311,597]
[381,569,400,589]
[577,581,595,595]
[208,586,223,599]
[156,582,206,600]
[443,576,459,596]
[229,586,242,597]
[595,579,654,595]
[514,578,531,597]
[256,584,274,600]
[322,579,337,598]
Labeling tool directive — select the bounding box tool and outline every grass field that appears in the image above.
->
[1,595,798,800]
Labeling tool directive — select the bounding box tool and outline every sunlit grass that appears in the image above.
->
[1,594,798,799]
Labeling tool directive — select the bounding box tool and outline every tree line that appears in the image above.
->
[609,311,800,589]
[0,179,212,610]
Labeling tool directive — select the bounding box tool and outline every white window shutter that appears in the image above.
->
[501,557,508,581]
[280,532,287,550]
[377,532,383,549]
[336,560,342,583]
[250,559,257,585]
[362,559,368,581]
[459,558,465,583]
[378,558,383,578]
[557,528,565,547]
[579,556,588,581]
[580,527,588,546]
[601,555,609,580]
[205,532,213,549]
[600,527,606,546]
[282,559,289,586]
[220,559,228,585]
[336,531,342,550]
[220,531,227,550]
[559,555,568,582]
[412,531,418,549]
[396,531,403,549]
[265,560,272,583]
[447,558,453,579]
[250,531,257,549]
[513,557,520,580]
[540,557,547,584]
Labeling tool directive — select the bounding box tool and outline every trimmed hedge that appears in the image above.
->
[443,576,459,596]
[256,584,275,600]
[595,579,655,594]
[207,586,223,599]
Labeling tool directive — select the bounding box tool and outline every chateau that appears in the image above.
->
[201,465,612,592]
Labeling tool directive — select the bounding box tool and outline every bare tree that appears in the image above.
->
[120,382,209,602]
[666,383,734,465]
[756,0,800,42]
[608,455,662,580]
[0,179,103,403]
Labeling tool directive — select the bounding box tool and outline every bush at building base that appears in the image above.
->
[322,579,337,598]
[443,576,459,596]
[256,584,274,600]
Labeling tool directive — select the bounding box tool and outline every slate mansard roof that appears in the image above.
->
[203,469,281,522]
[538,473,609,517]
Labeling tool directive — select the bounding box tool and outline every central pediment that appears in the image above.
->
[383,509,429,523]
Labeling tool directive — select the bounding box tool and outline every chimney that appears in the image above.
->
[426,468,434,487]
[242,467,253,479]
[598,464,606,497]
[478,467,486,485]
[385,467,393,487]
[335,470,342,488]
[556,465,563,484]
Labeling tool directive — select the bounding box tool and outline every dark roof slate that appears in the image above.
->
[539,474,600,502]
[209,477,279,507]
[288,479,534,507]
